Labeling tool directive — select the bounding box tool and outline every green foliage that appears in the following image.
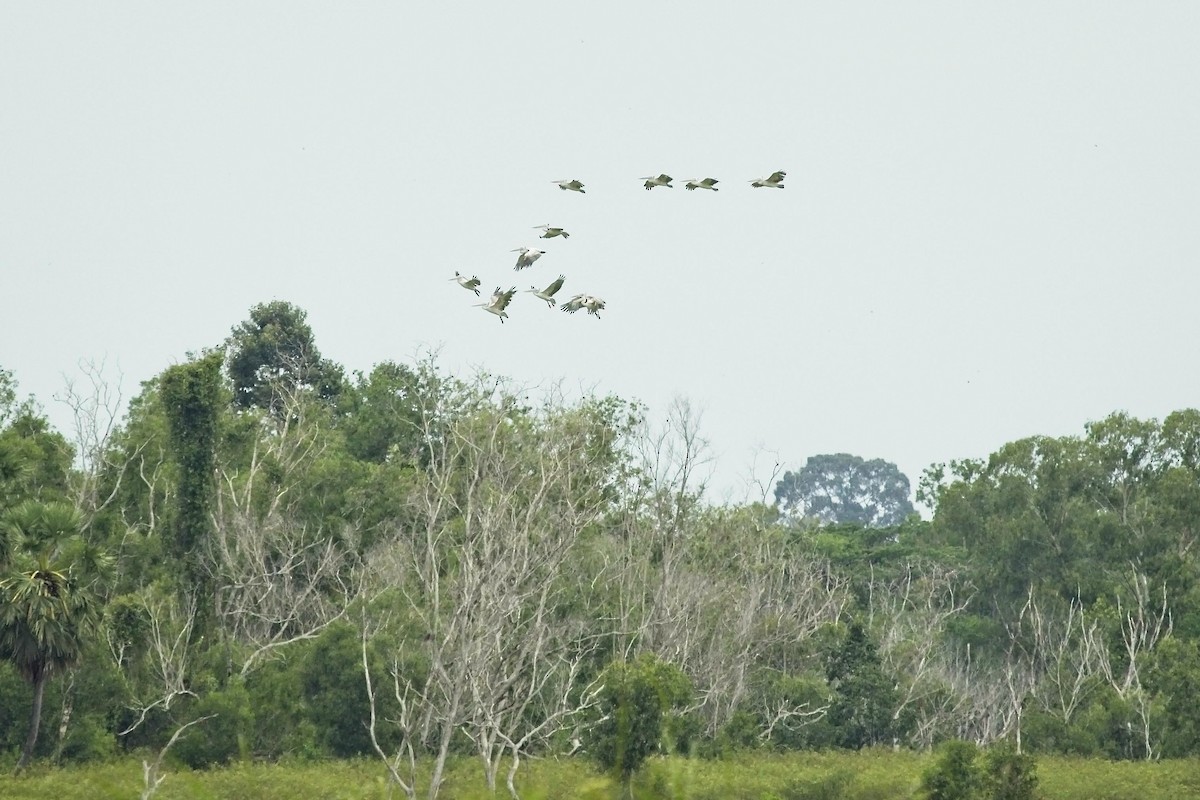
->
[337,361,426,464]
[9,750,1200,800]
[1145,637,1200,757]
[0,410,73,509]
[225,300,345,413]
[775,453,914,527]
[592,653,692,780]
[920,740,980,800]
[980,742,1038,800]
[0,500,112,767]
[170,681,255,768]
[825,622,906,750]
[301,622,388,758]
[159,350,223,585]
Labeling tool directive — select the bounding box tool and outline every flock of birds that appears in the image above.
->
[450,171,787,323]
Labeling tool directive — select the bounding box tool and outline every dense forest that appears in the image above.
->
[3,300,1200,798]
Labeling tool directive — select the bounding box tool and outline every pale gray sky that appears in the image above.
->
[3,3,1199,503]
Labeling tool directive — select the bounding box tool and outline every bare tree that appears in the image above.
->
[55,358,132,530]
[138,714,216,800]
[1097,568,1172,759]
[872,562,972,747]
[206,376,361,676]
[116,590,199,737]
[364,378,627,800]
[1023,590,1108,727]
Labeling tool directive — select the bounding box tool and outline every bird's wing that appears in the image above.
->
[769,171,786,182]
[466,277,481,289]
[495,287,517,310]
[543,275,565,296]
[658,174,672,182]
[560,294,585,312]
[704,178,719,187]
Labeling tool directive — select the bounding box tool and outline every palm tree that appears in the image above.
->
[0,500,111,771]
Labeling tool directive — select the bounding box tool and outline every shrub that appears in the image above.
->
[920,739,980,800]
[981,742,1038,800]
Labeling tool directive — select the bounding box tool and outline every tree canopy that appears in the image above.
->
[774,453,914,527]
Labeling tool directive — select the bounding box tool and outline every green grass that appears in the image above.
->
[5,751,1200,799]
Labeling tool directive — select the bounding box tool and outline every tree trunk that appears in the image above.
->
[52,673,76,764]
[16,669,49,772]
[505,744,521,800]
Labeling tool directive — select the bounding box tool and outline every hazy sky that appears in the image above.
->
[3,3,1199,504]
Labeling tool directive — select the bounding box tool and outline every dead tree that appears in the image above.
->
[365,378,626,800]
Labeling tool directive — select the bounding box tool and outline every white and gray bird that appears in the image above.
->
[553,179,586,193]
[560,294,605,318]
[533,224,570,239]
[525,275,565,307]
[477,286,517,322]
[684,177,719,191]
[750,170,786,188]
[512,247,545,270]
[450,271,482,295]
[641,173,674,190]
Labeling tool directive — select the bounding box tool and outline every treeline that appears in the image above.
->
[2,301,1200,797]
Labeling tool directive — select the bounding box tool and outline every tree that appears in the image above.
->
[337,361,426,465]
[981,741,1039,800]
[225,301,344,413]
[774,453,914,527]
[592,653,692,788]
[0,500,111,770]
[159,351,224,609]
[363,378,631,800]
[825,621,905,749]
[920,739,980,800]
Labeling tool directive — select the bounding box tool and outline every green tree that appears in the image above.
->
[0,411,73,510]
[0,500,111,770]
[981,741,1039,800]
[592,653,691,788]
[920,739,980,800]
[775,453,914,527]
[225,301,344,413]
[159,351,224,601]
[824,621,904,749]
[337,361,425,465]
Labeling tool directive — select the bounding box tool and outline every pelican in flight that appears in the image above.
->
[534,224,570,239]
[684,178,719,191]
[477,286,517,322]
[641,174,674,190]
[553,179,586,193]
[751,170,786,188]
[450,271,481,296]
[526,275,565,307]
[512,247,545,270]
[561,294,606,319]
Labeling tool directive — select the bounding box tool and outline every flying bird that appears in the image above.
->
[450,271,481,295]
[477,286,517,322]
[525,275,565,307]
[533,224,570,239]
[641,174,674,190]
[684,178,719,191]
[750,170,786,188]
[561,294,605,319]
[512,247,545,270]
[553,179,586,193]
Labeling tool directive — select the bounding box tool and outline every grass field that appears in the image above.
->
[5,750,1200,799]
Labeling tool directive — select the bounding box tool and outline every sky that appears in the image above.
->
[2,3,1199,507]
